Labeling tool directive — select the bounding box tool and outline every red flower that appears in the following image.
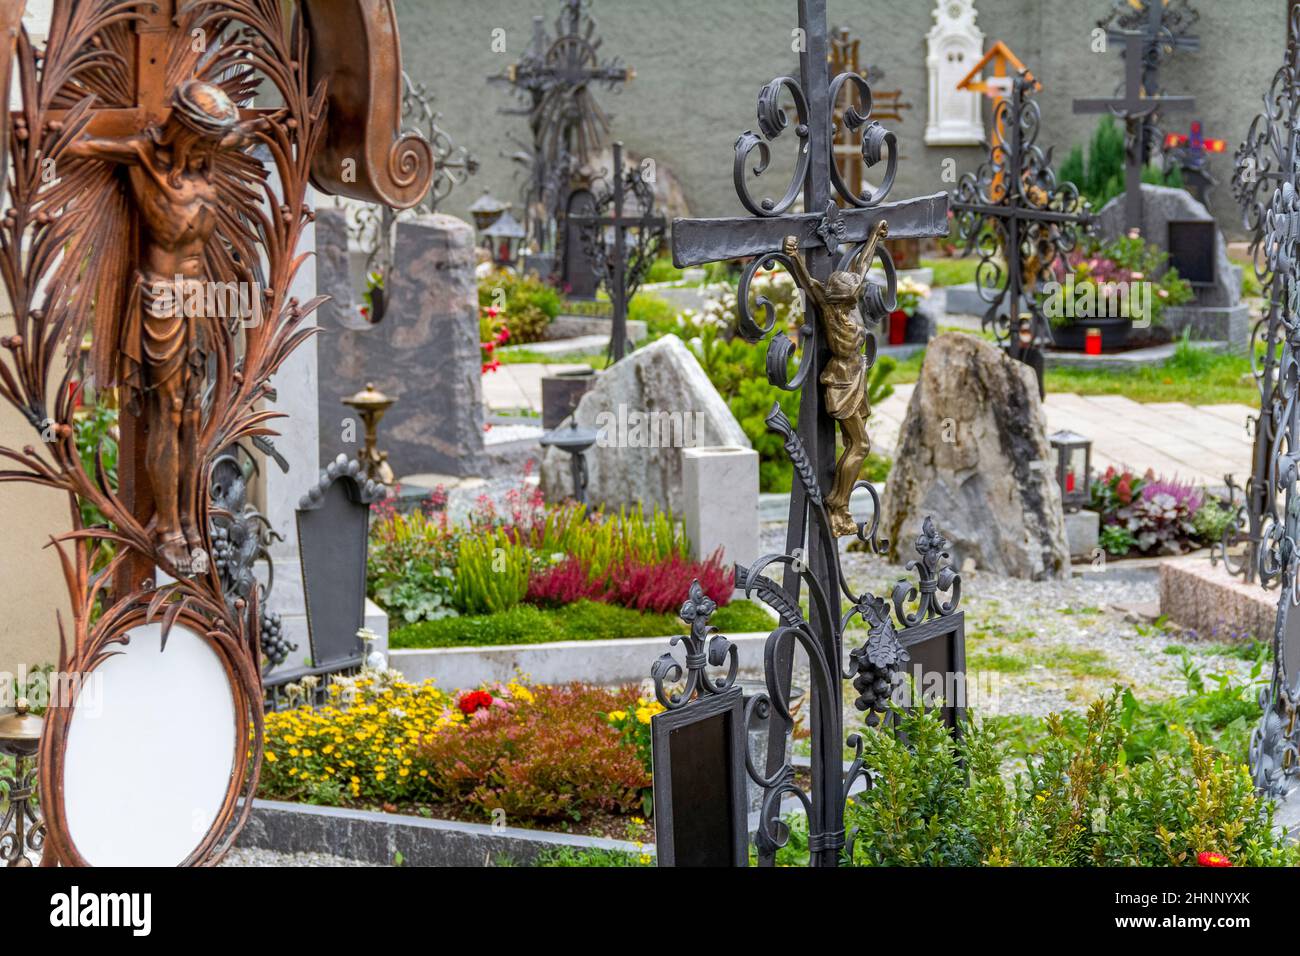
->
[1197,851,1232,868]
[1117,477,1133,505]
[457,690,494,715]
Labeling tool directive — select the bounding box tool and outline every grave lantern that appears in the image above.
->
[1050,430,1092,512]
[469,188,509,234]
[540,419,601,504]
[342,383,397,485]
[0,698,44,866]
[483,211,527,268]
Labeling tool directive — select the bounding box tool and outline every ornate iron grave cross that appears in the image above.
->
[1072,1,1197,233]
[493,0,630,292]
[1224,8,1300,592]
[0,0,430,867]
[951,72,1092,384]
[1252,168,1300,797]
[650,0,962,869]
[569,141,665,362]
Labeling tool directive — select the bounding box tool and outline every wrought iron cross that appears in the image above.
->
[829,25,910,198]
[1072,2,1196,233]
[951,72,1092,382]
[569,142,665,362]
[659,0,954,868]
[1226,7,1300,591]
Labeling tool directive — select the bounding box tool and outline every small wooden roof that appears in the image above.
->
[956,40,1041,94]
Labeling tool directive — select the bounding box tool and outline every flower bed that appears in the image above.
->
[390,599,773,650]
[259,670,662,833]
[1090,467,1231,557]
[368,470,742,644]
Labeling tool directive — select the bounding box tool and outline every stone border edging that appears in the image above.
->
[238,799,652,867]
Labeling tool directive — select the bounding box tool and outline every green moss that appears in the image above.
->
[391,599,774,649]
[968,651,1031,674]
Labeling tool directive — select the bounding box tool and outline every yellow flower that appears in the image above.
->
[607,710,628,723]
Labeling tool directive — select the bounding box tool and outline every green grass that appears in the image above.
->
[968,651,1031,674]
[884,333,1257,405]
[535,845,651,867]
[921,257,982,288]
[390,599,774,649]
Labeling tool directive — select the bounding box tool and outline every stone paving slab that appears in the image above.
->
[480,363,589,414]
[871,387,1252,487]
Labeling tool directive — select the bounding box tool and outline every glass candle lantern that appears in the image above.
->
[1049,430,1092,512]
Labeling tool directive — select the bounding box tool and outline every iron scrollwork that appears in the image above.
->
[1222,7,1300,588]
[950,72,1091,349]
[1252,170,1300,796]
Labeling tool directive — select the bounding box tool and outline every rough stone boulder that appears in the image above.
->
[541,334,750,512]
[881,333,1070,580]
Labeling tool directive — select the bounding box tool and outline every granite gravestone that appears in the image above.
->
[1093,184,1249,347]
[316,211,486,479]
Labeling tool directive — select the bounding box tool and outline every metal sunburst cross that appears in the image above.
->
[649,0,962,869]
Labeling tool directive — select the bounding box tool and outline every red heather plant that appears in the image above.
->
[607,552,734,614]
[528,551,733,614]
[418,683,650,821]
[526,557,605,607]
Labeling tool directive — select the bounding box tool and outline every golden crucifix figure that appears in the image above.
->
[67,81,271,575]
[782,221,888,538]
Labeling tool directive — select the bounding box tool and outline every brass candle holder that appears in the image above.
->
[0,698,45,866]
[343,383,397,485]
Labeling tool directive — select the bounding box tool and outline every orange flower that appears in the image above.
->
[1197,851,1231,867]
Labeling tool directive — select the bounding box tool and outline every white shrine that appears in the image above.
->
[924,0,986,146]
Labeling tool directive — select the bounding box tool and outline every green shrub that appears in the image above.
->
[1059,116,1183,210]
[846,691,1296,867]
[478,273,562,344]
[643,258,684,284]
[1193,495,1235,545]
[452,529,531,615]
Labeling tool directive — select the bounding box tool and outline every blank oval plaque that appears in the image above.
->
[61,622,238,866]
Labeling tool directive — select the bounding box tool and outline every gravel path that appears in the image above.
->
[221,848,382,867]
[752,524,1263,723]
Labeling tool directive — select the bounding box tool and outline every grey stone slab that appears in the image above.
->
[317,215,485,478]
[238,799,653,867]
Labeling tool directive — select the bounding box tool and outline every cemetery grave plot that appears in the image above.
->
[6,0,1300,876]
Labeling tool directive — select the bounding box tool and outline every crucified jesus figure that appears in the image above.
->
[782,221,889,538]
[69,80,270,575]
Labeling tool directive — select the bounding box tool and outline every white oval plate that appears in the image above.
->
[61,622,237,866]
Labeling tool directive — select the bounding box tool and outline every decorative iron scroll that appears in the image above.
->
[303,0,434,209]
[1250,106,1300,796]
[1223,6,1300,589]
[950,72,1091,349]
